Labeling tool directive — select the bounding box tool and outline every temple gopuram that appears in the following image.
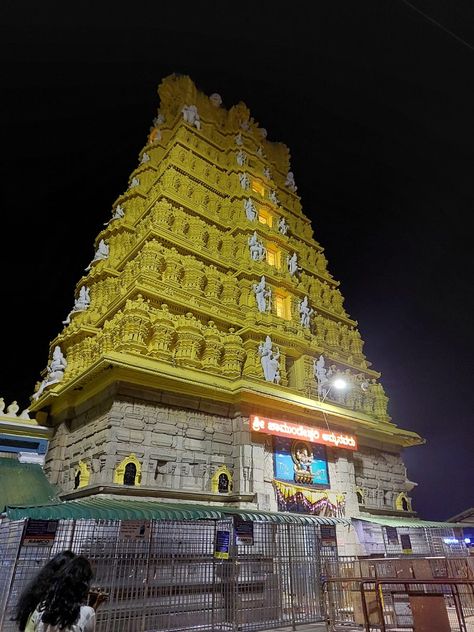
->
[28,74,425,556]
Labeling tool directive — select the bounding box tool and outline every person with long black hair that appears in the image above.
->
[15,551,76,631]
[26,556,96,632]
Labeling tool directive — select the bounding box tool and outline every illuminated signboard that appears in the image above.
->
[250,415,357,451]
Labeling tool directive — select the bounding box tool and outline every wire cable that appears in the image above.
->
[399,0,474,52]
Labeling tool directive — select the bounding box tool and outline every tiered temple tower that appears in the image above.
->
[30,75,422,550]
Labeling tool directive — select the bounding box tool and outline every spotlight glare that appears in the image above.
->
[333,378,347,390]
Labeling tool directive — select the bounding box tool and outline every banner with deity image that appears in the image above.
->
[273,436,329,487]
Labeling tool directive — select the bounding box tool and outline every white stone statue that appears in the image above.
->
[153,113,165,126]
[236,150,247,166]
[287,252,299,276]
[235,132,243,146]
[140,152,150,164]
[182,104,201,130]
[258,336,281,383]
[263,166,271,179]
[244,198,257,221]
[256,146,264,157]
[129,176,140,189]
[86,239,109,271]
[32,346,67,401]
[240,119,250,130]
[313,355,332,399]
[104,204,125,226]
[285,171,297,192]
[253,275,271,313]
[269,190,279,205]
[0,397,4,414]
[259,128,268,139]
[63,286,91,324]
[299,296,314,328]
[6,400,19,416]
[248,231,266,262]
[19,408,30,419]
[210,93,222,107]
[278,216,289,235]
[239,173,250,190]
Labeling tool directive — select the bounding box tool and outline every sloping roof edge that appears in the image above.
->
[4,497,350,525]
[353,516,468,529]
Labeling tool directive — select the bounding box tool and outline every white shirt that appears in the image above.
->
[28,605,95,632]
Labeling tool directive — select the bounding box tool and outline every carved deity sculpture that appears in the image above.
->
[140,152,150,164]
[129,176,140,188]
[236,150,247,166]
[253,275,271,313]
[285,171,297,192]
[269,190,279,205]
[235,132,243,146]
[153,113,165,126]
[6,400,19,416]
[86,239,109,271]
[239,173,250,190]
[248,231,266,261]
[299,296,314,328]
[278,216,289,235]
[182,104,201,130]
[104,204,125,226]
[209,93,222,107]
[263,166,271,179]
[287,252,299,276]
[63,286,91,324]
[258,335,281,383]
[313,354,332,399]
[244,198,257,221]
[32,345,68,401]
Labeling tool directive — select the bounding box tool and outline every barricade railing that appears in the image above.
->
[323,576,474,632]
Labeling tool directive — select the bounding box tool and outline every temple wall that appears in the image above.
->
[354,445,409,511]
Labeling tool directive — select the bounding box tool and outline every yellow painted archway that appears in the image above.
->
[211,465,233,494]
[74,460,91,488]
[395,492,411,512]
[113,453,142,486]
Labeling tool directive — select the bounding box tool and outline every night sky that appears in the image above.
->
[1,2,473,520]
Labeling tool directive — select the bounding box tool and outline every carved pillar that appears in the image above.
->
[242,340,261,378]
[326,320,339,347]
[117,296,151,354]
[149,304,176,362]
[203,265,222,299]
[182,259,205,293]
[221,272,240,305]
[174,312,203,368]
[162,248,183,284]
[221,328,245,378]
[201,321,223,372]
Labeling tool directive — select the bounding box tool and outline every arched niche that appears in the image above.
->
[355,487,365,505]
[395,492,411,512]
[73,460,90,489]
[113,453,142,486]
[211,465,233,494]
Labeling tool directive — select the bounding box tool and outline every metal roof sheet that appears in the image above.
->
[4,495,349,525]
[353,515,467,529]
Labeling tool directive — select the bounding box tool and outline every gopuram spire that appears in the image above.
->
[29,75,421,506]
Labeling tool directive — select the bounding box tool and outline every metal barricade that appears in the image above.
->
[323,576,474,632]
[0,518,327,632]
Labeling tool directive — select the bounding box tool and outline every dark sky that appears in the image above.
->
[1,1,473,520]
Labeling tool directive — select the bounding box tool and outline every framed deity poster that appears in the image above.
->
[273,436,329,486]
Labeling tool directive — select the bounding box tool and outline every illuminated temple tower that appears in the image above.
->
[30,75,422,553]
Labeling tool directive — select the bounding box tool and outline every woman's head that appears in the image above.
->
[39,556,94,629]
[15,551,76,630]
